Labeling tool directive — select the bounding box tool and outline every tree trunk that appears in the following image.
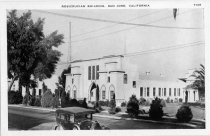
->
[26,85,30,95]
[8,75,18,92]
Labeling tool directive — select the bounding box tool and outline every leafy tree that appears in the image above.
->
[191,64,205,100]
[7,10,64,92]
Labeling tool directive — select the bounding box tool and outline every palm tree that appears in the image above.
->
[191,64,205,100]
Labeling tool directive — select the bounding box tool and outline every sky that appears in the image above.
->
[15,9,205,87]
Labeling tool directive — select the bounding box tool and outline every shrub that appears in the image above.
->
[22,94,31,106]
[179,98,183,103]
[145,99,151,106]
[98,100,109,107]
[41,90,53,108]
[115,107,121,113]
[176,104,193,122]
[127,95,139,117]
[34,97,41,107]
[149,97,163,120]
[160,99,166,107]
[8,91,23,104]
[166,97,170,103]
[174,98,178,103]
[52,96,60,108]
[108,100,116,114]
[28,96,36,106]
[69,99,81,107]
[121,101,127,107]
[170,99,174,103]
[81,98,88,108]
[139,97,146,105]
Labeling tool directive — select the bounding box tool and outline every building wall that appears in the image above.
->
[65,56,199,103]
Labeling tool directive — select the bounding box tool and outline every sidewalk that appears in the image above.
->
[8,104,205,129]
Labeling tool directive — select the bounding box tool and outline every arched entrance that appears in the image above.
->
[89,82,99,102]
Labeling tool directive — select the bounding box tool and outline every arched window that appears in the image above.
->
[109,84,115,100]
[100,85,106,100]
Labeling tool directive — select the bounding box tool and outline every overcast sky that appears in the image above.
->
[17,9,204,81]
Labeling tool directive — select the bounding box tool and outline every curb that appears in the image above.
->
[8,104,56,112]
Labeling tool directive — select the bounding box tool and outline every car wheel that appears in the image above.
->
[55,125,64,130]
[73,125,80,130]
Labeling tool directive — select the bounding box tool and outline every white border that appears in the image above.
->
[1,1,210,136]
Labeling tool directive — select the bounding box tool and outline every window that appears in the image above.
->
[140,87,143,97]
[96,65,99,80]
[74,90,77,99]
[107,76,110,83]
[123,74,127,84]
[102,91,106,99]
[39,89,41,96]
[147,87,150,97]
[90,91,93,97]
[169,88,171,96]
[88,66,91,80]
[178,88,180,96]
[133,81,136,88]
[153,88,156,96]
[174,88,176,96]
[92,66,95,80]
[159,88,161,96]
[144,88,146,97]
[164,88,166,96]
[72,78,74,84]
[110,91,114,100]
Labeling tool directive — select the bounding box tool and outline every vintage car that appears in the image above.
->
[54,107,109,130]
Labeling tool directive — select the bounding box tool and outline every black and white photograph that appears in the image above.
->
[1,1,209,135]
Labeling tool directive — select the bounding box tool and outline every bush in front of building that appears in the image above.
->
[34,97,41,107]
[22,94,32,106]
[139,97,146,105]
[121,101,127,107]
[52,96,60,108]
[108,100,116,114]
[69,99,81,107]
[160,99,166,107]
[166,97,170,103]
[115,107,121,113]
[28,96,36,106]
[174,98,178,103]
[127,95,139,117]
[8,91,23,104]
[98,100,109,107]
[179,98,183,103]
[149,97,164,120]
[41,90,53,108]
[176,104,193,122]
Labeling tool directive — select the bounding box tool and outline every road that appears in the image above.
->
[8,106,194,130]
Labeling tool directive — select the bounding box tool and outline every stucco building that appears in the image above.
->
[65,55,199,105]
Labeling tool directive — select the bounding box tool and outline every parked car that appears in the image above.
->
[54,107,109,130]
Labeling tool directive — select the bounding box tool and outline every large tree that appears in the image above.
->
[191,64,205,100]
[7,10,64,93]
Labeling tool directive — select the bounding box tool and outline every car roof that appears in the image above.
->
[56,107,95,114]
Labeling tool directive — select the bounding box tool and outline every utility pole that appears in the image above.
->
[68,22,71,65]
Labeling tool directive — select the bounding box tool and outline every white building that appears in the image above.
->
[65,55,199,105]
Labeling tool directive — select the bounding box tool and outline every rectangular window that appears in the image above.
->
[140,87,143,97]
[144,88,146,97]
[88,66,91,80]
[164,88,166,96]
[147,87,150,97]
[96,65,99,80]
[153,87,156,96]
[159,88,161,96]
[123,74,127,84]
[74,90,77,99]
[169,88,171,96]
[178,88,180,96]
[39,89,41,96]
[102,91,106,99]
[92,66,95,80]
[133,81,136,88]
[107,76,110,83]
[174,88,176,96]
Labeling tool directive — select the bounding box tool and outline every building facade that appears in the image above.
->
[65,55,199,105]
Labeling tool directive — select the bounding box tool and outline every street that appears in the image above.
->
[8,106,195,130]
